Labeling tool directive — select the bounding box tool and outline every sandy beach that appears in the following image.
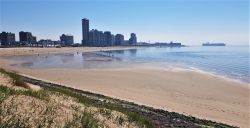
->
[0,47,249,128]
[0,47,141,57]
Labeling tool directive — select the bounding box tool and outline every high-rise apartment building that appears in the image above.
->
[115,34,124,45]
[82,18,89,46]
[19,31,36,45]
[111,34,115,46]
[0,32,15,46]
[104,31,112,46]
[82,18,136,47]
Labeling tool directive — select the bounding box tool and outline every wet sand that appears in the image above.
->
[0,47,249,128]
[0,47,140,57]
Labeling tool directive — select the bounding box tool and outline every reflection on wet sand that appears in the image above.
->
[7,51,129,69]
[128,49,137,56]
[21,61,34,67]
[60,53,75,63]
[82,52,122,62]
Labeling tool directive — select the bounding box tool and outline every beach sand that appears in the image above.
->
[0,47,140,57]
[0,47,249,128]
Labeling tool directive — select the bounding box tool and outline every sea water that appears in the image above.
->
[7,46,249,83]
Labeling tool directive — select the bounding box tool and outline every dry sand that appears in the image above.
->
[0,47,249,128]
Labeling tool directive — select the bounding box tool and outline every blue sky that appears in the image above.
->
[0,0,249,45]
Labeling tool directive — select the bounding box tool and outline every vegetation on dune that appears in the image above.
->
[0,85,153,128]
[0,68,155,128]
[46,85,155,128]
[0,68,29,89]
[64,111,100,128]
[45,85,93,106]
[0,85,49,101]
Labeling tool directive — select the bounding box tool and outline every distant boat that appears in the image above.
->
[202,42,226,46]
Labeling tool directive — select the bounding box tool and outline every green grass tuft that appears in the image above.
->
[117,116,125,126]
[99,108,112,119]
[0,85,49,101]
[101,105,155,128]
[64,111,100,128]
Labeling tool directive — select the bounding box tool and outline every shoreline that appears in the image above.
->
[2,56,249,86]
[0,46,142,57]
[164,66,249,85]
[0,47,249,128]
[0,47,248,85]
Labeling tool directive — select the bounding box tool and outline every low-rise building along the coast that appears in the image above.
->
[129,33,137,45]
[115,34,124,45]
[60,34,74,46]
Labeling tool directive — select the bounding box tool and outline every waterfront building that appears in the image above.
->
[98,31,104,46]
[96,30,104,46]
[88,30,95,46]
[81,18,137,47]
[115,34,124,45]
[104,31,112,46]
[38,39,61,47]
[129,33,137,45]
[19,31,36,45]
[60,34,74,46]
[153,41,182,47]
[169,41,182,47]
[88,29,100,47]
[94,29,102,46]
[0,32,15,46]
[89,29,117,47]
[111,34,115,46]
[82,18,89,46]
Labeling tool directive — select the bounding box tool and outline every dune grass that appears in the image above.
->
[0,117,31,128]
[0,68,155,128]
[64,111,100,128]
[0,84,155,128]
[0,86,100,128]
[46,86,155,128]
[0,85,49,101]
[0,68,29,89]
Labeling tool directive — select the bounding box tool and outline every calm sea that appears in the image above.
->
[7,46,250,83]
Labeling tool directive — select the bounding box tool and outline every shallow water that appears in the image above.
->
[6,46,250,83]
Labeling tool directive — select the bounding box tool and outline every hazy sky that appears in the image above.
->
[0,0,249,45]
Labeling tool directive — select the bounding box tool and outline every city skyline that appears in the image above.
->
[1,0,249,45]
[0,18,138,47]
